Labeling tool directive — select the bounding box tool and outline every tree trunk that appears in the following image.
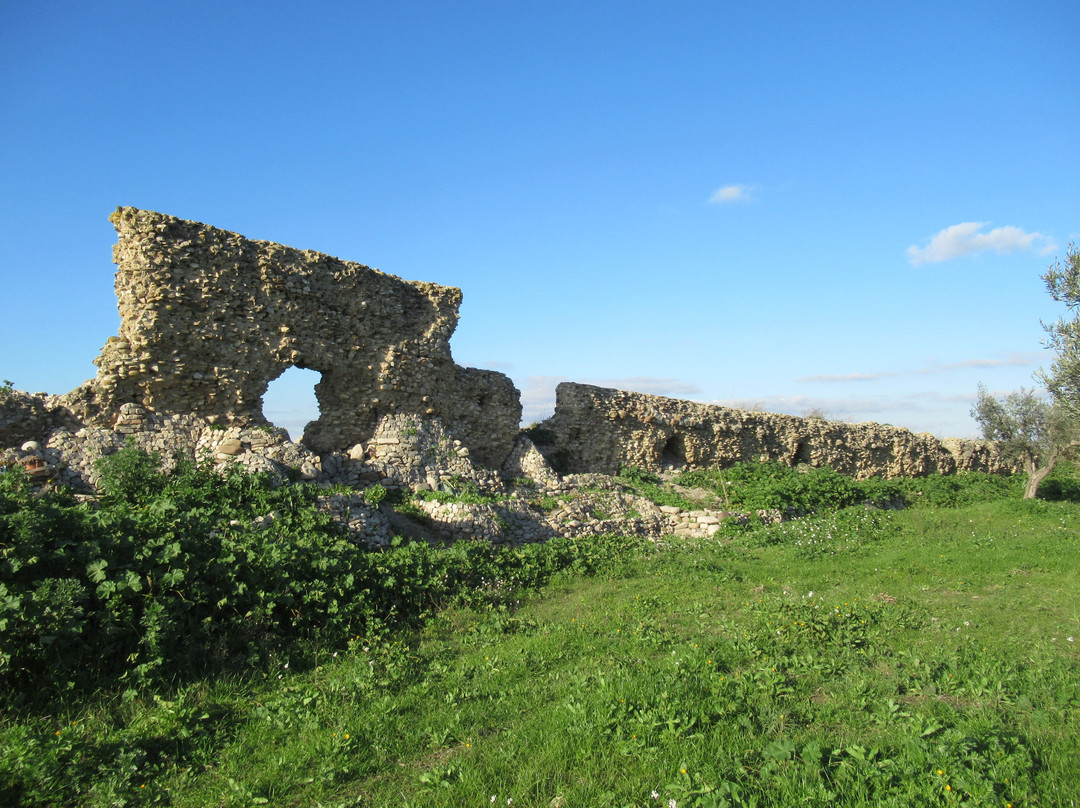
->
[1023,450,1058,499]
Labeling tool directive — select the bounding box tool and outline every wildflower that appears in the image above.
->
[490,797,496,804]
[651,790,660,799]
[669,800,678,808]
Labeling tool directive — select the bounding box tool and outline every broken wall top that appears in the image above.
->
[81,208,520,465]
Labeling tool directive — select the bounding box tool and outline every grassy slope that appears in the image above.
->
[7,500,1079,807]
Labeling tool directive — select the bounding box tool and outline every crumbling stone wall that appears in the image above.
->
[540,383,1011,478]
[74,208,520,467]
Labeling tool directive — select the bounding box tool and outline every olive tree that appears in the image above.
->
[1038,244,1080,418]
[971,246,1080,498]
[971,384,1072,499]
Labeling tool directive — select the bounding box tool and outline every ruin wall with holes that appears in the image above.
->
[536,383,1010,478]
[0,208,1017,513]
[57,207,520,467]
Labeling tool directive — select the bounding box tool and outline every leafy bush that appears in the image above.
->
[1035,461,1080,501]
[362,482,388,507]
[0,449,650,709]
[897,471,1022,508]
[675,461,904,515]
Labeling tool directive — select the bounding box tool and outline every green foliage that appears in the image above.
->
[362,482,387,507]
[1036,460,1080,501]
[0,448,650,709]
[94,443,170,504]
[618,464,661,486]
[1038,243,1080,418]
[896,470,1023,508]
[4,492,1077,807]
[618,465,700,510]
[412,476,501,506]
[737,505,902,558]
[676,461,905,515]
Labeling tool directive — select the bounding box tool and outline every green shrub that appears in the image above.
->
[363,482,388,507]
[0,449,651,709]
[897,472,1022,508]
[1036,461,1080,501]
[675,461,905,515]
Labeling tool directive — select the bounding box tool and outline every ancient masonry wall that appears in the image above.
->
[65,207,520,467]
[539,383,1010,478]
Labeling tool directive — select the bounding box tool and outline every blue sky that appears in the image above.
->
[2,0,1077,441]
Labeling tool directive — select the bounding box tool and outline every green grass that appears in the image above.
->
[4,497,1078,807]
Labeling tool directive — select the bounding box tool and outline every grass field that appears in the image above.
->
[4,478,1079,807]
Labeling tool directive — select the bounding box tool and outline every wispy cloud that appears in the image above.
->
[708,184,756,204]
[715,392,980,437]
[916,352,1044,373]
[796,371,899,383]
[798,352,1043,384]
[907,222,1056,265]
[519,375,566,425]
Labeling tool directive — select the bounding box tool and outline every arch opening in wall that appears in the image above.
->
[660,434,688,470]
[262,366,323,441]
[794,440,812,465]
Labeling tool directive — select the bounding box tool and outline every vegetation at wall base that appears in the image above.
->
[2,452,1079,806]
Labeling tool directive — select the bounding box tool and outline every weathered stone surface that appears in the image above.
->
[0,389,78,449]
[540,383,1011,478]
[75,208,520,467]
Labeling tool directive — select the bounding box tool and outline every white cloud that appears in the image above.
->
[919,352,1044,373]
[796,371,898,383]
[907,222,1056,265]
[798,352,1043,384]
[708,184,755,204]
[519,375,566,425]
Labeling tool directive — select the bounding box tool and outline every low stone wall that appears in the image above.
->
[539,383,1010,478]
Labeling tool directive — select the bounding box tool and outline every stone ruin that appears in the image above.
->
[64,207,521,467]
[0,208,1013,546]
[538,383,1010,479]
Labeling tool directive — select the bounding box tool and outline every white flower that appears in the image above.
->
[490,797,496,804]
[669,800,678,808]
[1069,636,1075,642]
[651,791,660,800]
